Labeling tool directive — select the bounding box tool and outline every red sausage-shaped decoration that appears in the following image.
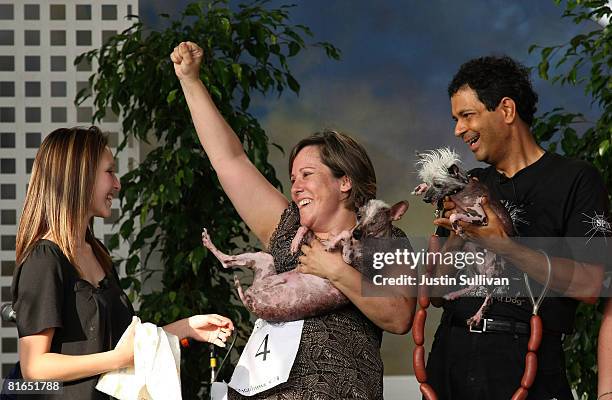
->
[420,383,438,400]
[419,285,431,309]
[511,387,528,400]
[425,235,441,274]
[528,315,543,352]
[413,309,427,346]
[413,345,427,383]
[521,351,538,388]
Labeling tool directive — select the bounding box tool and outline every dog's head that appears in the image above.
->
[413,148,469,204]
[353,199,409,239]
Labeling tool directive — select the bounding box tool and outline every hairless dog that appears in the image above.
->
[413,148,515,326]
[202,199,408,321]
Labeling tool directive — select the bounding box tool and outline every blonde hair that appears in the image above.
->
[16,126,112,274]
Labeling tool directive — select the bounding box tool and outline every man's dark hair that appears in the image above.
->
[448,55,538,126]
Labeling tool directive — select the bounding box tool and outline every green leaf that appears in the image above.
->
[286,73,300,93]
[184,3,201,17]
[599,139,610,156]
[107,234,119,251]
[219,17,231,35]
[289,41,300,56]
[126,255,139,274]
[231,63,242,81]
[166,89,177,104]
[538,60,549,80]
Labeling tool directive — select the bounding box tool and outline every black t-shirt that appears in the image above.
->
[11,240,135,400]
[443,152,610,333]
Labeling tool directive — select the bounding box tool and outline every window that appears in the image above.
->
[76,30,92,46]
[50,56,66,71]
[24,4,39,20]
[0,184,16,199]
[103,107,118,122]
[0,133,15,148]
[49,4,65,20]
[1,235,16,251]
[0,56,14,71]
[0,159,16,174]
[103,234,113,248]
[76,107,92,123]
[0,82,14,97]
[0,108,15,123]
[24,30,40,46]
[76,58,92,71]
[1,210,16,225]
[76,81,91,97]
[0,5,14,20]
[25,158,34,173]
[107,131,119,147]
[2,364,15,376]
[102,30,116,44]
[1,285,11,301]
[0,30,14,46]
[1,261,15,276]
[101,5,117,20]
[25,55,40,71]
[76,5,91,20]
[2,337,17,353]
[51,81,66,97]
[50,30,66,46]
[25,81,41,97]
[25,107,41,123]
[25,132,41,148]
[51,107,67,123]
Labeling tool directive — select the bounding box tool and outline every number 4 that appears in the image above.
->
[255,334,271,361]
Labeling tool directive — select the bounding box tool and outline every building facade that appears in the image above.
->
[0,0,139,377]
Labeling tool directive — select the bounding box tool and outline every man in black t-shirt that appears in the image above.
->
[425,56,610,399]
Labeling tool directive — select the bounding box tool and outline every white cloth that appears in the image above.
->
[228,319,304,396]
[211,382,228,400]
[96,316,182,400]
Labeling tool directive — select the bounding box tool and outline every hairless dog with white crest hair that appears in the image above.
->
[413,148,515,326]
[202,199,408,322]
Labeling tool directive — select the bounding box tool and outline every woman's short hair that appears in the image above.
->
[288,130,376,211]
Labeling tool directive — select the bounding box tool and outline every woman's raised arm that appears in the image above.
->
[171,41,288,247]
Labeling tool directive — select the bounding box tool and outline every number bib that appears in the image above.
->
[228,319,304,396]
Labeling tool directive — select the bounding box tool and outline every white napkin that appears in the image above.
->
[96,316,182,400]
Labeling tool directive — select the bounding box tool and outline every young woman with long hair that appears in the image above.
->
[10,126,233,400]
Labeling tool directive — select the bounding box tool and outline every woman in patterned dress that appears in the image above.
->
[171,41,415,399]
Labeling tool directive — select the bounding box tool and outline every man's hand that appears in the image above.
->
[170,41,203,82]
[433,196,465,251]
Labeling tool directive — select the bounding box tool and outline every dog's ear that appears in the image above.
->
[390,201,409,221]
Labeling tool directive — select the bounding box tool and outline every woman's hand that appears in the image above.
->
[170,41,203,82]
[185,314,234,347]
[113,319,136,368]
[297,239,347,283]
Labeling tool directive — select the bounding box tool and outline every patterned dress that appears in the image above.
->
[229,202,405,400]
